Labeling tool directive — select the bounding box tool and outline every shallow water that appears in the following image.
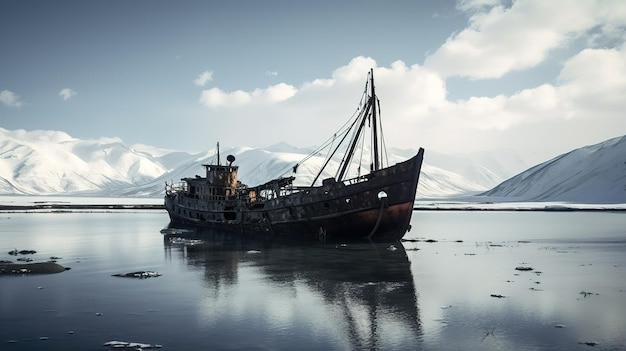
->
[0,210,625,350]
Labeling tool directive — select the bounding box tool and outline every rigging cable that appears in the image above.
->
[328,100,369,183]
[271,75,375,186]
[357,123,366,177]
[377,97,389,168]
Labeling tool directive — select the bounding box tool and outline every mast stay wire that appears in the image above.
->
[377,96,389,168]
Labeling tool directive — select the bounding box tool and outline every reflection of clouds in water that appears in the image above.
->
[15,212,165,269]
[196,267,347,347]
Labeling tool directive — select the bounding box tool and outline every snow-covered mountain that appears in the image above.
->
[3,127,623,203]
[0,128,168,195]
[481,135,626,203]
[421,149,534,189]
[1,128,514,198]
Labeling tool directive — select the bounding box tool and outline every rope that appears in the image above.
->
[367,197,388,240]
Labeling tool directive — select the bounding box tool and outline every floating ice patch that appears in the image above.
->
[160,228,194,235]
[103,340,162,348]
[112,271,162,278]
[169,237,203,245]
[515,266,534,271]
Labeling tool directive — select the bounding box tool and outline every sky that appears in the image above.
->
[1,0,626,164]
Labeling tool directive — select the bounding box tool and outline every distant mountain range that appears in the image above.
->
[1,127,624,203]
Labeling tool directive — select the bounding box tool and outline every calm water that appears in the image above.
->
[1,210,625,350]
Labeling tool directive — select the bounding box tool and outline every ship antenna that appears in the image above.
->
[217,142,220,165]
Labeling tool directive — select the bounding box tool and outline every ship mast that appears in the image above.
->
[309,69,384,185]
[370,68,380,171]
[336,69,380,181]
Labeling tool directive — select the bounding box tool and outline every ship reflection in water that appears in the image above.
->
[162,226,422,350]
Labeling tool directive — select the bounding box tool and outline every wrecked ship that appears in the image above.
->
[164,69,424,242]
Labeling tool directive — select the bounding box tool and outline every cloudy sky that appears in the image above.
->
[1,0,625,163]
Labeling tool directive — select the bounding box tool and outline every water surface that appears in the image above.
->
[1,210,625,350]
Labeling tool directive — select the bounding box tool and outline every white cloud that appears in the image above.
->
[419,42,626,157]
[425,0,626,79]
[193,30,626,162]
[199,88,250,107]
[331,56,378,83]
[457,0,500,12]
[556,43,626,117]
[195,58,449,150]
[266,70,278,76]
[198,82,297,108]
[0,90,23,108]
[198,56,378,109]
[194,70,213,86]
[255,83,297,103]
[59,88,76,101]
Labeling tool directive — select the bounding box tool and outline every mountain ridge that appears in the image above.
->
[2,127,624,203]
[0,128,508,198]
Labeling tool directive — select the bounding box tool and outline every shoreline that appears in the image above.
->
[0,204,164,211]
[1,196,624,212]
[0,203,624,212]
[413,206,626,212]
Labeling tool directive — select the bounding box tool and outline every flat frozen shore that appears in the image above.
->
[0,196,164,211]
[1,195,624,212]
[415,200,626,211]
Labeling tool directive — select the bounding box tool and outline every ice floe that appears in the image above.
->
[112,271,162,278]
[103,340,162,349]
